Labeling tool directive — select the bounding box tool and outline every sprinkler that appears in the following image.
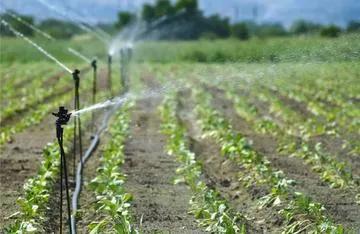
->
[91,59,97,129]
[53,106,73,234]
[120,49,126,93]
[120,46,133,94]
[107,54,112,96]
[72,69,83,176]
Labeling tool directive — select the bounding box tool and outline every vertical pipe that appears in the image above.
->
[107,54,112,96]
[60,147,63,233]
[53,107,72,234]
[91,59,97,130]
[73,69,83,166]
[120,49,125,93]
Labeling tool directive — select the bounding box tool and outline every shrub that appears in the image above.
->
[231,23,249,40]
[347,21,360,33]
[320,25,341,38]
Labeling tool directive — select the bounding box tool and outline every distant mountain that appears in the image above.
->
[1,0,359,26]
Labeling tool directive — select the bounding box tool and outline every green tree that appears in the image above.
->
[115,11,135,29]
[142,4,156,23]
[255,23,287,37]
[0,11,34,37]
[154,0,176,18]
[207,15,230,38]
[175,0,198,13]
[320,25,341,38]
[290,20,321,35]
[39,19,79,39]
[231,22,249,40]
[347,20,360,32]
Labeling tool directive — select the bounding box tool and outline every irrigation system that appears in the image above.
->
[0,2,189,232]
[2,9,54,40]
[68,48,98,128]
[53,107,72,234]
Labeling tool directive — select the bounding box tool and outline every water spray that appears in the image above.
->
[67,48,97,128]
[107,54,112,96]
[72,69,83,176]
[3,9,54,40]
[52,106,73,234]
[91,59,97,129]
[68,48,91,64]
[0,19,72,74]
[119,45,133,93]
[35,0,110,45]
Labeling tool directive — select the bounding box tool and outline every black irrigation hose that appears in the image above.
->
[70,104,119,234]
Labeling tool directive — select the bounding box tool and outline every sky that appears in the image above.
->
[1,0,359,27]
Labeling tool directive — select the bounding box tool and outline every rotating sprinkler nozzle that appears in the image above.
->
[53,106,73,234]
[91,59,97,70]
[53,106,72,129]
[72,69,80,84]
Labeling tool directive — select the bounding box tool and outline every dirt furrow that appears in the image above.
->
[207,86,360,231]
[122,97,203,233]
[177,90,281,233]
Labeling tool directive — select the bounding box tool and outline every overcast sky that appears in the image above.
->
[1,0,359,27]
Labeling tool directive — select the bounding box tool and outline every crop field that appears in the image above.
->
[0,33,360,234]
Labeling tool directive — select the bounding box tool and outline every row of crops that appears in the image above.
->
[1,58,359,233]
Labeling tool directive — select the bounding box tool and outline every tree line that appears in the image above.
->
[1,0,359,40]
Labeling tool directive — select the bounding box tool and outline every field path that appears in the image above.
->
[122,96,204,233]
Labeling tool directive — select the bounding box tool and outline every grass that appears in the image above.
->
[134,34,360,63]
[1,33,359,65]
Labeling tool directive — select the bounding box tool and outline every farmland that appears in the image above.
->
[0,33,360,233]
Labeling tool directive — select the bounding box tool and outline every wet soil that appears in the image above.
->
[122,96,204,233]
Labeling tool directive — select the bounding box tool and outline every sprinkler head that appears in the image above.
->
[91,59,97,70]
[72,69,80,81]
[53,106,72,126]
[108,54,112,64]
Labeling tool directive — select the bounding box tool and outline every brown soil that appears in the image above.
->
[0,115,55,228]
[1,67,92,127]
[122,96,204,233]
[239,86,360,181]
[207,86,360,231]
[265,87,360,175]
[177,90,282,233]
[0,68,109,232]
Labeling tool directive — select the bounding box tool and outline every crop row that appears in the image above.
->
[87,102,137,233]
[159,93,245,233]
[4,124,74,233]
[0,67,101,147]
[192,87,343,233]
[222,84,357,190]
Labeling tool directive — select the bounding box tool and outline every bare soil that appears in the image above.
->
[0,115,55,228]
[122,96,204,233]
